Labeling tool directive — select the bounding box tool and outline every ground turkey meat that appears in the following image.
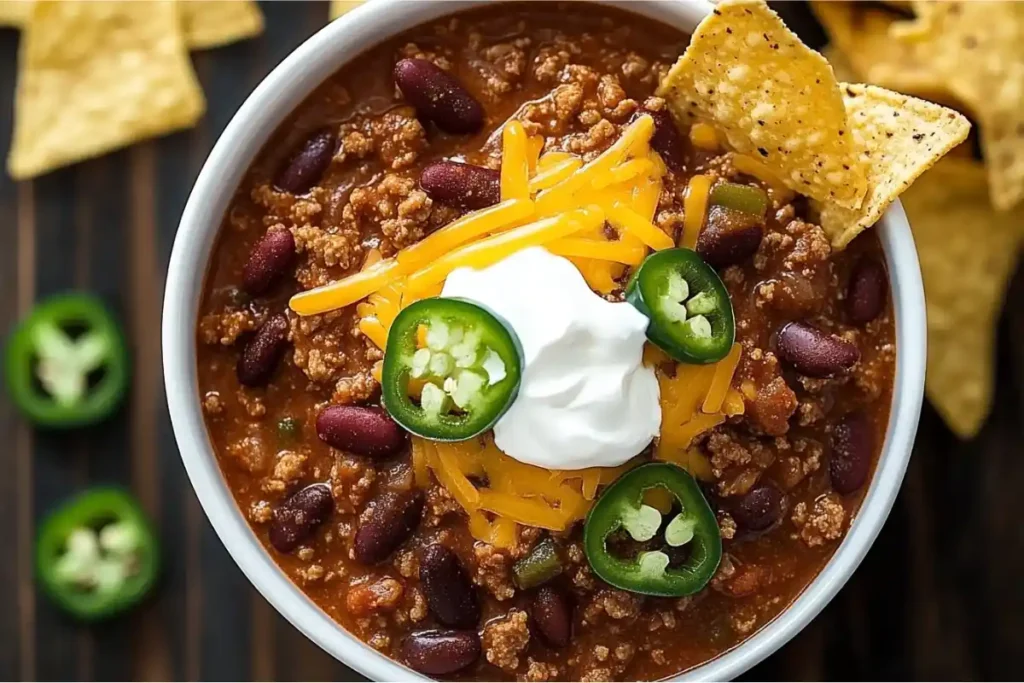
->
[482,609,530,672]
[792,493,846,547]
[289,311,350,384]
[473,543,516,601]
[345,577,404,617]
[342,174,456,255]
[737,345,798,436]
[754,219,833,317]
[582,589,642,625]
[199,310,256,346]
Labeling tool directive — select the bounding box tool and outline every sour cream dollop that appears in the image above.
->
[441,247,660,469]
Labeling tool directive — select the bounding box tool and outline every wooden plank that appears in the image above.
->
[31,166,86,683]
[0,23,26,680]
[77,152,135,683]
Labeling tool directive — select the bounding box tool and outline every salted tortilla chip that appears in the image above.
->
[657,0,867,210]
[0,0,264,49]
[890,2,1024,210]
[901,158,1021,439]
[811,2,952,106]
[8,0,205,179]
[329,0,363,21]
[179,0,264,50]
[817,84,970,248]
[0,1,30,27]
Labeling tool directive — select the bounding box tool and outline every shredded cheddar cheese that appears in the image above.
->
[607,201,675,251]
[682,174,711,249]
[547,237,647,265]
[357,317,387,349]
[406,207,603,296]
[526,134,544,175]
[528,156,582,194]
[655,343,744,466]
[397,198,534,269]
[500,120,530,201]
[703,343,742,414]
[290,257,408,316]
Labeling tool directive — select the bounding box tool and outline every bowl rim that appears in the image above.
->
[162,1,925,680]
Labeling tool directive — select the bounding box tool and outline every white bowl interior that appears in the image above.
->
[162,1,925,680]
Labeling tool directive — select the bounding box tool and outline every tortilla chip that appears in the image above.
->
[811,2,952,105]
[329,0,363,21]
[0,1,30,27]
[179,0,264,50]
[817,84,970,248]
[657,0,868,210]
[901,158,1021,439]
[890,2,1024,210]
[0,0,264,49]
[8,0,205,179]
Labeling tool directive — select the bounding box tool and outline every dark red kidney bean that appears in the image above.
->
[847,256,887,325]
[831,411,874,495]
[419,161,500,210]
[732,481,783,532]
[237,313,289,387]
[419,544,480,628]
[776,321,860,378]
[696,205,765,268]
[316,405,407,458]
[401,630,481,676]
[268,483,334,553]
[394,59,484,135]
[275,129,337,194]
[353,489,424,565]
[644,108,686,171]
[242,228,296,295]
[531,586,572,648]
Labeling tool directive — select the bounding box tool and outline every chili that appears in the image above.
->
[583,462,721,597]
[35,487,159,620]
[382,297,523,441]
[626,249,735,364]
[5,293,129,428]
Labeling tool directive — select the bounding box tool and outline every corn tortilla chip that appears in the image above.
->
[0,1,30,27]
[330,0,363,21]
[811,2,952,106]
[0,0,263,49]
[8,0,205,179]
[890,2,1024,210]
[901,158,1021,439]
[657,0,868,210]
[179,0,264,50]
[817,84,970,248]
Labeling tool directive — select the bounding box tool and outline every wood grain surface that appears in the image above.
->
[0,3,1019,680]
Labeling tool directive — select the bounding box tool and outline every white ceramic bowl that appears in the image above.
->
[163,1,925,679]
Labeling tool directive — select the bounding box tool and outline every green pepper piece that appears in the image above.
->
[5,293,129,429]
[625,249,735,364]
[709,181,768,218]
[583,463,721,597]
[382,297,523,441]
[277,416,302,442]
[35,487,160,620]
[512,537,564,590]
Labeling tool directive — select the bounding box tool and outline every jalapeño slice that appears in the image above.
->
[5,293,129,428]
[36,487,160,620]
[626,249,735,364]
[583,462,721,597]
[381,297,523,441]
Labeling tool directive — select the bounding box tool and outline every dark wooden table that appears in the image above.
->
[0,3,1020,680]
